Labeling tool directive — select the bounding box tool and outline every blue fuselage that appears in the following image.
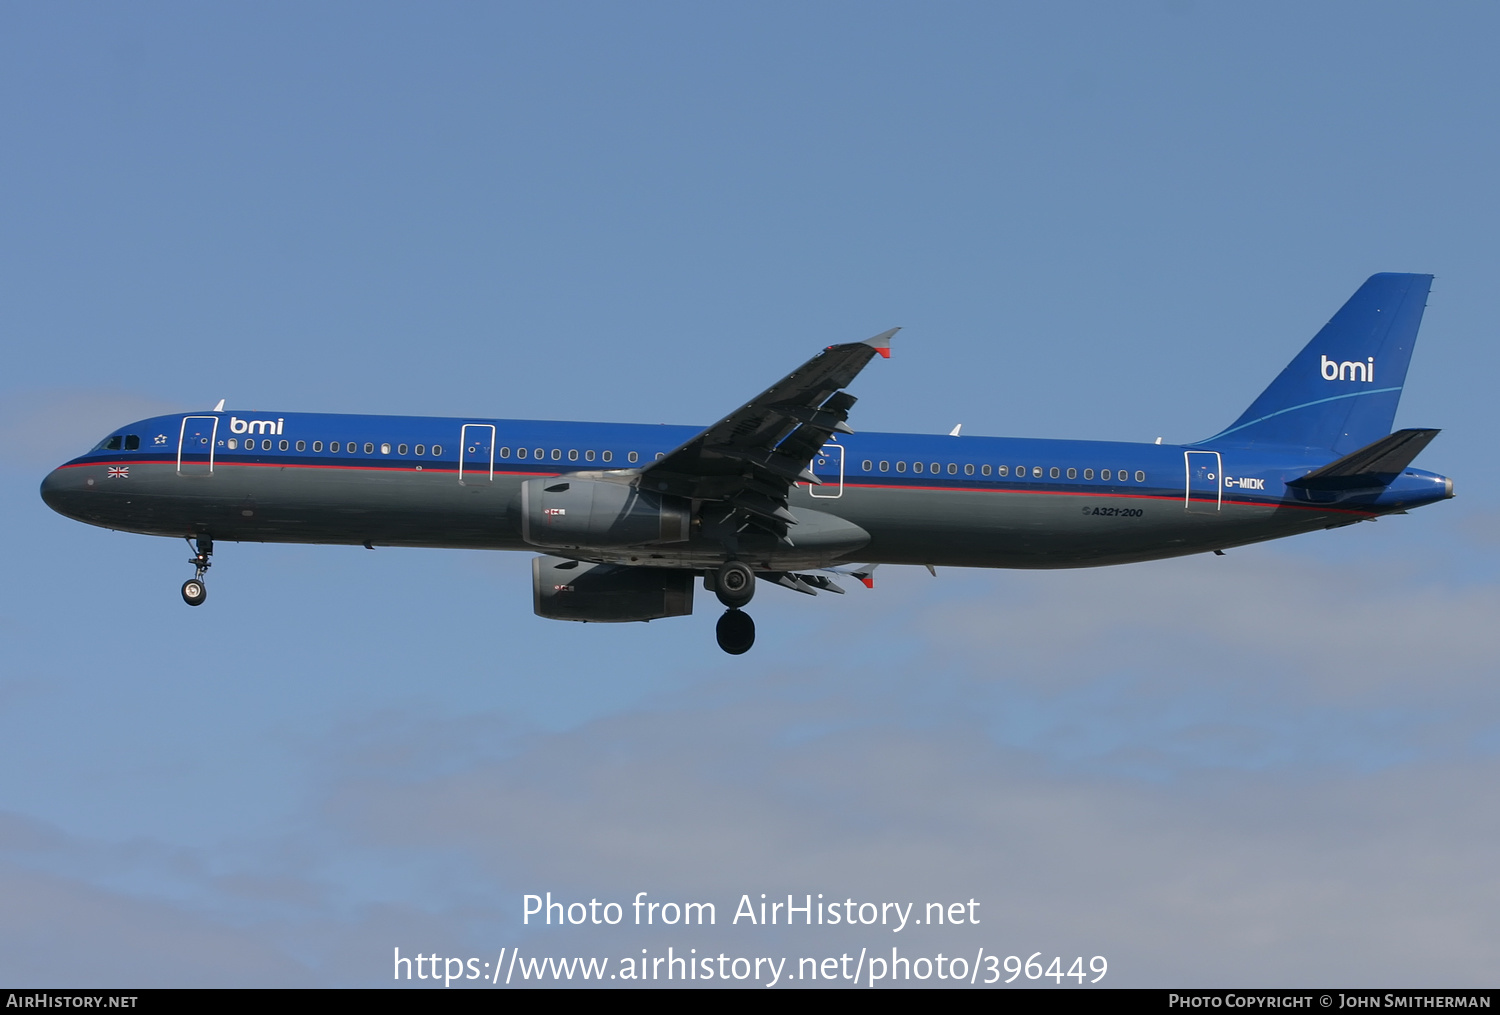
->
[40,410,1453,572]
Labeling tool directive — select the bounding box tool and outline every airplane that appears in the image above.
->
[41,273,1452,654]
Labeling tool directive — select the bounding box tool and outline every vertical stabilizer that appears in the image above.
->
[1200,273,1432,453]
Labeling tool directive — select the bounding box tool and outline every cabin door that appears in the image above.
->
[808,443,845,499]
[1184,450,1222,513]
[459,424,496,484]
[176,416,219,476]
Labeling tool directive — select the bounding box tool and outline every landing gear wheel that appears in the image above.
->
[716,609,755,655]
[715,560,756,609]
[182,536,213,606]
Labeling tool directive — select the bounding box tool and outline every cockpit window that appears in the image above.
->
[95,434,141,452]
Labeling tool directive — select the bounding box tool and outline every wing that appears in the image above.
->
[638,328,898,538]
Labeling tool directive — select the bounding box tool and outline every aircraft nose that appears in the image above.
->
[40,465,89,519]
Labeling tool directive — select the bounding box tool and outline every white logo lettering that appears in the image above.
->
[1320,355,1374,382]
[228,416,286,435]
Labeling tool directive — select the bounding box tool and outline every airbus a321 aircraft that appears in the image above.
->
[42,273,1452,653]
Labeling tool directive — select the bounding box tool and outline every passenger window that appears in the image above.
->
[964,464,974,475]
[862,460,873,471]
[1032,467,1042,478]
[1084,468,1094,479]
[517,448,527,459]
[313,441,323,452]
[416,445,426,456]
[879,461,889,472]
[499,447,510,458]
[1049,467,1059,479]
[930,462,940,474]
[1067,468,1077,479]
[431,445,442,456]
[1101,469,1111,480]
[998,465,1008,477]
[364,443,374,454]
[628,452,638,463]
[280,440,290,451]
[1117,467,1127,479]
[982,464,991,476]
[947,463,957,475]
[534,448,544,459]
[913,462,923,473]
[655,453,664,460]
[585,450,595,462]
[398,444,408,455]
[601,450,613,463]
[297,440,306,452]
[568,449,578,461]
[896,461,906,473]
[227,438,238,450]
[380,443,391,454]
[1135,470,1146,483]
[551,449,561,461]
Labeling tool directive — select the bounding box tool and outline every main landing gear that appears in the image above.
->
[181,536,212,606]
[713,560,756,654]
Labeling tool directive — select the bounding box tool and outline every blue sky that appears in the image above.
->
[2,2,1498,987]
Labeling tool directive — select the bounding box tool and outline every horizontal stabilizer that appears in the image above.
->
[1286,428,1440,490]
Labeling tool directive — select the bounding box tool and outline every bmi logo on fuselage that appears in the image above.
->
[1320,355,1374,382]
[228,416,285,435]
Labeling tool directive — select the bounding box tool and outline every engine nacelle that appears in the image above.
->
[532,555,695,623]
[521,478,690,549]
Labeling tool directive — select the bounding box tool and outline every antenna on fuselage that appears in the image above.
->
[213,399,225,411]
[949,424,962,436]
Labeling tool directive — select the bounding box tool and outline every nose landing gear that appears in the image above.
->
[181,536,212,606]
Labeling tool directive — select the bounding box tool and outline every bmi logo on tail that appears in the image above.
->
[1321,355,1374,382]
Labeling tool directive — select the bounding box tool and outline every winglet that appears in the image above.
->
[864,328,899,359]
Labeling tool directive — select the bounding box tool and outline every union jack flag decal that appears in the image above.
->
[107,466,129,479]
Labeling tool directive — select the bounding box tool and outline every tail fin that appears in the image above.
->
[1200,273,1433,453]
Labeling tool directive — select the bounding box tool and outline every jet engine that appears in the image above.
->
[532,555,694,623]
[521,478,690,549]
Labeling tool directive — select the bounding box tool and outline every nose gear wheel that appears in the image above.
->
[181,536,213,607]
